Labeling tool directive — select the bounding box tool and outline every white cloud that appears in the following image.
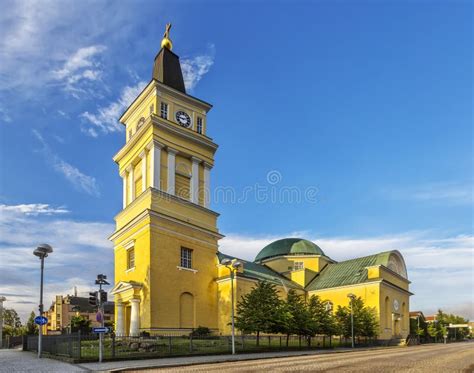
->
[32,130,100,196]
[219,231,474,320]
[0,106,12,123]
[383,182,473,206]
[0,202,114,321]
[80,80,147,137]
[181,44,215,91]
[52,45,106,97]
[0,203,69,218]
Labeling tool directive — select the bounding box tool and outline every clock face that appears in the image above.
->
[175,111,191,128]
[393,299,400,311]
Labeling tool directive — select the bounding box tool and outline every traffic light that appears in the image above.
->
[88,291,98,307]
[99,290,107,303]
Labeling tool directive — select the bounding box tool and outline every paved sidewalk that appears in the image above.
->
[79,346,399,372]
[0,349,86,373]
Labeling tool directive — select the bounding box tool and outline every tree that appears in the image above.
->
[427,323,438,342]
[25,311,38,335]
[334,297,379,343]
[70,315,91,334]
[3,308,22,328]
[307,295,337,337]
[280,290,311,345]
[234,281,285,345]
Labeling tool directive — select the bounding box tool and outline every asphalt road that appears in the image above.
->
[132,342,474,373]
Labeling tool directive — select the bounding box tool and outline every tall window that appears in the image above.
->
[160,102,168,119]
[180,247,192,269]
[196,117,203,134]
[127,248,135,270]
[294,261,304,270]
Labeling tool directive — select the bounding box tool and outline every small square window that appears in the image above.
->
[180,247,192,269]
[127,248,135,270]
[294,262,304,270]
[196,117,203,134]
[160,102,168,119]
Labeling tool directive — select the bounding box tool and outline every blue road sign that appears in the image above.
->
[92,327,109,333]
[34,316,48,325]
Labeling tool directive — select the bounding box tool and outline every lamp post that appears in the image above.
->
[347,293,356,348]
[221,258,242,355]
[0,296,6,349]
[33,243,53,358]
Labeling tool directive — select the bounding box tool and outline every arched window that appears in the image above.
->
[385,296,391,329]
[180,292,194,329]
[324,301,333,313]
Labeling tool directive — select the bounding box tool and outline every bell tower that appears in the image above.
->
[110,24,222,336]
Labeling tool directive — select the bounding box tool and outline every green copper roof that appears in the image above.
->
[254,238,325,262]
[305,251,395,291]
[217,252,302,290]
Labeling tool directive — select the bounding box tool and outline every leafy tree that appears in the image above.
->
[280,290,311,345]
[26,311,38,335]
[334,297,378,342]
[3,308,22,328]
[70,315,91,334]
[307,295,337,337]
[427,323,438,342]
[234,281,285,345]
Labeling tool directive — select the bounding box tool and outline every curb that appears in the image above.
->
[89,345,409,373]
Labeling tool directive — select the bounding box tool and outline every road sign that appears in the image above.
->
[34,316,48,325]
[448,324,468,328]
[96,311,103,323]
[92,327,109,333]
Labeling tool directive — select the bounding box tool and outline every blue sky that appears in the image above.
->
[0,0,472,320]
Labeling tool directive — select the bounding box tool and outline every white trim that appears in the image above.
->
[123,240,135,250]
[167,147,177,195]
[190,157,201,204]
[140,150,147,192]
[125,267,135,273]
[176,266,198,273]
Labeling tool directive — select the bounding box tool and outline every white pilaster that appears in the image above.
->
[139,150,147,193]
[167,148,178,195]
[203,162,212,208]
[129,298,140,336]
[115,302,125,336]
[190,157,201,204]
[147,140,163,190]
[120,171,127,208]
[127,165,135,204]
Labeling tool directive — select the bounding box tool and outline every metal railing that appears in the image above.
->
[25,333,375,362]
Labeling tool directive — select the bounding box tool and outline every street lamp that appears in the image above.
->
[221,258,242,355]
[0,296,6,349]
[347,293,356,348]
[33,243,53,358]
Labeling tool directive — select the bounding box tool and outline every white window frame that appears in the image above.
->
[294,261,304,271]
[180,247,192,269]
[196,117,203,134]
[126,246,135,271]
[160,102,168,119]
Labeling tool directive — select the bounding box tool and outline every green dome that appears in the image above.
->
[254,238,325,262]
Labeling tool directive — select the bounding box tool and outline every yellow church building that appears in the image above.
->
[110,25,411,342]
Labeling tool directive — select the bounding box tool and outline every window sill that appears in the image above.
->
[125,267,135,273]
[177,266,198,274]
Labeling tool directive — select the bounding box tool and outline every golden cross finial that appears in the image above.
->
[163,23,172,39]
[161,23,173,50]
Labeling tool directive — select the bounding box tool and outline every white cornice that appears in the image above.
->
[151,116,218,153]
[119,80,156,124]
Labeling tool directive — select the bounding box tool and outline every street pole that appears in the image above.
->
[230,269,235,355]
[350,299,354,348]
[347,293,355,349]
[38,256,44,358]
[33,244,53,359]
[0,297,6,349]
[99,280,103,363]
[220,259,241,355]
